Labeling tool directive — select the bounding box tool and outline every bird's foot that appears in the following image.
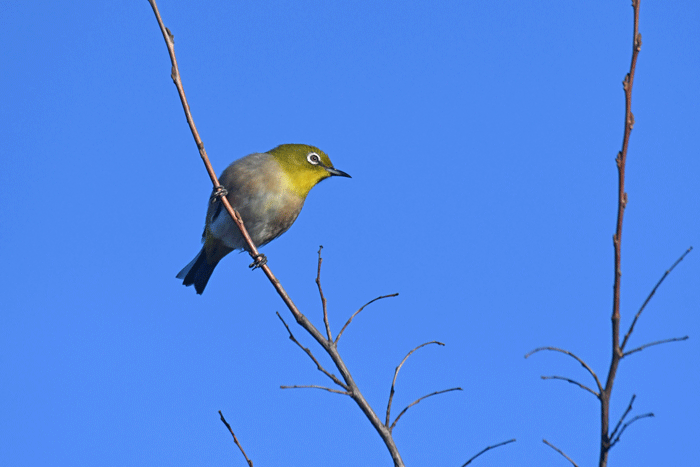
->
[249,253,268,270]
[210,185,228,203]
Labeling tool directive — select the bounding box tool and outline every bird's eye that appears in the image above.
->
[307,153,321,165]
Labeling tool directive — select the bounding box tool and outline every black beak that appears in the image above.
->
[325,167,351,178]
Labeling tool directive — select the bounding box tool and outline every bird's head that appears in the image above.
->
[269,144,351,198]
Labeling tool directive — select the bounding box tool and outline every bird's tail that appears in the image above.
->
[176,247,220,295]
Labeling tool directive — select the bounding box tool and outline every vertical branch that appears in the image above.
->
[315,246,332,340]
[600,2,642,466]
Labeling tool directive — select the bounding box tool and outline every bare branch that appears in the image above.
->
[335,293,399,344]
[278,310,405,466]
[525,346,603,395]
[610,413,654,447]
[315,246,332,341]
[623,335,689,358]
[149,0,321,339]
[543,439,578,467]
[620,247,693,351]
[389,387,462,432]
[541,376,599,398]
[386,341,445,427]
[147,0,262,263]
[150,2,405,464]
[600,3,643,464]
[276,312,348,390]
[219,411,253,467]
[280,385,350,396]
[609,394,636,441]
[461,438,516,466]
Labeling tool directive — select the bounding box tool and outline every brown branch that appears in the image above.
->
[280,385,350,395]
[607,393,654,448]
[543,439,579,467]
[386,341,445,427]
[622,335,689,358]
[276,312,348,390]
[315,246,332,340]
[389,387,462,432]
[620,247,693,352]
[541,376,599,398]
[610,412,654,447]
[276,310,405,466]
[148,3,433,465]
[461,438,516,467]
[599,2,642,465]
[148,0,310,334]
[609,394,636,441]
[525,346,603,395]
[219,411,254,467]
[335,293,399,344]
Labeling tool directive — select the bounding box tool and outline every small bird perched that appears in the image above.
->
[177,144,350,294]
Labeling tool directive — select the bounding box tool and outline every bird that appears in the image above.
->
[177,144,350,294]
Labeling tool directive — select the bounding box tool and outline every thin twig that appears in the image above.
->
[620,247,693,351]
[335,293,399,344]
[280,385,350,395]
[315,246,332,341]
[386,341,445,427]
[276,312,348,390]
[609,394,636,441]
[543,439,579,467]
[461,438,516,466]
[219,411,253,467]
[276,311,406,466]
[623,336,689,358]
[525,346,603,395]
[389,387,462,432]
[610,413,654,447]
[541,376,599,398]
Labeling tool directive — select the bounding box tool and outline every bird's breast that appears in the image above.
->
[208,155,306,249]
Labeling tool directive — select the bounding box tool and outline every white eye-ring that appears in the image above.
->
[307,152,321,165]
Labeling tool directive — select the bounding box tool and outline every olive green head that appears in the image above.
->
[268,144,350,197]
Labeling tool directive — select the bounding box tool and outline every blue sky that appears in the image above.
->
[1,1,698,465]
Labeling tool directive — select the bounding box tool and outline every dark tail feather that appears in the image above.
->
[176,248,220,294]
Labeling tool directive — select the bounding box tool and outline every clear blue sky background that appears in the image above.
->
[1,1,698,466]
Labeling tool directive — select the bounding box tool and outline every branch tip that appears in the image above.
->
[218,410,254,467]
[461,439,516,466]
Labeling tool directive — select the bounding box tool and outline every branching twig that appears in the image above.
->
[607,393,654,448]
[543,439,579,467]
[386,341,445,427]
[335,293,399,344]
[525,346,603,395]
[620,247,693,352]
[609,394,636,441]
[389,387,462,432]
[219,411,254,467]
[149,3,459,465]
[280,384,350,395]
[541,376,599,398]
[610,412,654,447]
[622,335,689,358]
[276,312,348,390]
[461,438,516,466]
